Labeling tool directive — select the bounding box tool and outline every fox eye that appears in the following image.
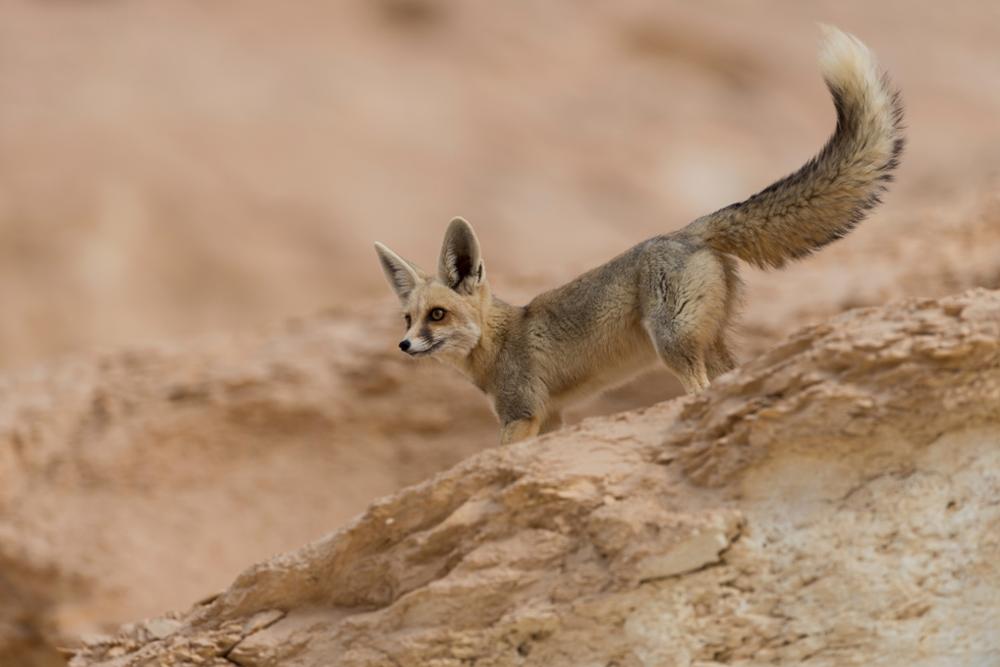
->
[429,307,447,322]
[404,314,412,328]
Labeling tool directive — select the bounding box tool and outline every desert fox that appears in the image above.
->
[375,26,903,444]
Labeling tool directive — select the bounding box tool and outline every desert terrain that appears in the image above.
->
[1,1,999,665]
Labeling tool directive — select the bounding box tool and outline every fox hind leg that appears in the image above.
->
[499,416,541,445]
[642,248,730,394]
[706,335,737,381]
[644,317,710,393]
[540,411,563,435]
[705,255,741,381]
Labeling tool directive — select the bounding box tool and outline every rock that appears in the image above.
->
[144,619,182,641]
[70,289,1000,666]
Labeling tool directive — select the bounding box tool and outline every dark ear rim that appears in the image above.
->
[374,242,423,303]
[438,217,484,292]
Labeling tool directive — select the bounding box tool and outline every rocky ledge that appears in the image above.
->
[72,289,1000,667]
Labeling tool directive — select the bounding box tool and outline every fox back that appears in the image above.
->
[375,26,903,444]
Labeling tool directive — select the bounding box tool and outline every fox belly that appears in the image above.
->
[546,324,658,410]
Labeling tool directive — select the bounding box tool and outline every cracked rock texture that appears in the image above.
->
[70,289,1000,666]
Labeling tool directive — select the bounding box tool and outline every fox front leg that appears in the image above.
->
[499,416,542,445]
[494,373,547,445]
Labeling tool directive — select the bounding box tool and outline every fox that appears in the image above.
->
[374,26,904,445]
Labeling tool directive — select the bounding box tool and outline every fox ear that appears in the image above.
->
[438,217,484,294]
[374,242,423,303]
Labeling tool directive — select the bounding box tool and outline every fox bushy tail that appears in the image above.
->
[688,26,904,270]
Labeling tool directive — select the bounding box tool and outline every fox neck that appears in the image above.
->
[449,291,519,393]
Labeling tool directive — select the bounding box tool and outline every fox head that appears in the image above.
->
[374,217,489,363]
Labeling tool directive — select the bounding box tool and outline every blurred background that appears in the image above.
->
[1,0,999,664]
[2,0,998,370]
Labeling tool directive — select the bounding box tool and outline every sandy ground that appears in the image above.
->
[0,0,999,662]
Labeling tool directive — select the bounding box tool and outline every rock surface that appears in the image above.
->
[69,288,1000,666]
[0,308,494,664]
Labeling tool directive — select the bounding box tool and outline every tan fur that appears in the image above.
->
[375,27,903,444]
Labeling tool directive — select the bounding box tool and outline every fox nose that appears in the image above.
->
[399,339,411,352]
